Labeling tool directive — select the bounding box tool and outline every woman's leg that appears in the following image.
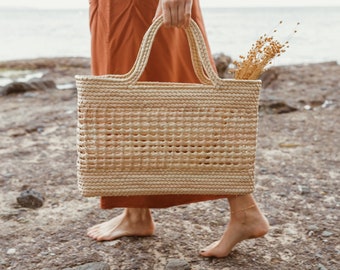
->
[200,195,269,258]
[87,208,155,241]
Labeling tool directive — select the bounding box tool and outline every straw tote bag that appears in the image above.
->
[76,16,262,197]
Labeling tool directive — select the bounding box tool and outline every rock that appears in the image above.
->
[0,81,39,96]
[213,53,232,78]
[165,259,191,270]
[259,100,298,114]
[6,248,16,255]
[25,124,44,134]
[0,78,56,96]
[307,225,319,232]
[318,263,328,270]
[28,78,56,91]
[307,224,319,236]
[279,142,300,148]
[16,189,44,209]
[63,262,110,270]
[315,253,323,259]
[298,185,310,195]
[321,231,333,237]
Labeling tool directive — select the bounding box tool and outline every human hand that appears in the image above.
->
[153,0,193,28]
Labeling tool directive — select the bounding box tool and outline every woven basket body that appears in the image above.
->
[76,17,262,197]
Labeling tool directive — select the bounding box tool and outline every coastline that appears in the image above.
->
[0,57,339,269]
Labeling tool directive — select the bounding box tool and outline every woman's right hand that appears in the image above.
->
[153,0,193,28]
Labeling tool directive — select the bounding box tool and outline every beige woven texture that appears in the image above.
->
[76,17,262,197]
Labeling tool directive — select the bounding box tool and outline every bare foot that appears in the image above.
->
[200,205,269,258]
[87,208,155,241]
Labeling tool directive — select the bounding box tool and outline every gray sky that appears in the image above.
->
[0,0,340,9]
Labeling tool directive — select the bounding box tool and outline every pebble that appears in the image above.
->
[16,189,44,209]
[318,263,328,270]
[103,239,122,247]
[6,248,16,255]
[63,262,110,270]
[298,185,310,195]
[315,253,323,259]
[165,259,191,270]
[307,225,319,232]
[259,100,297,114]
[25,124,44,134]
[259,167,267,173]
[321,231,333,237]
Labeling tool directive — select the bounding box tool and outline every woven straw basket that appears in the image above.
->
[76,17,262,197]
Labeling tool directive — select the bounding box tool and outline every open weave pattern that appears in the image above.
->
[77,82,261,196]
[76,17,262,197]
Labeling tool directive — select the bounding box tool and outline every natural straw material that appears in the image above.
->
[232,21,297,80]
[76,17,262,197]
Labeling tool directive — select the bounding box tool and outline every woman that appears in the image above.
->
[87,0,269,258]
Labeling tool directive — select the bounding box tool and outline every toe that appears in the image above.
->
[87,227,97,236]
[87,228,101,239]
[87,231,96,239]
[199,250,214,258]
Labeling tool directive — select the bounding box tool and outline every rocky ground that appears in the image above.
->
[0,57,339,270]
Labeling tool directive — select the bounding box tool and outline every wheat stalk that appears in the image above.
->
[231,22,299,80]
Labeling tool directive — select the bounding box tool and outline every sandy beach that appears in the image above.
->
[0,57,339,269]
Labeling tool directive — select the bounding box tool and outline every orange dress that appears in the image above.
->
[90,0,227,208]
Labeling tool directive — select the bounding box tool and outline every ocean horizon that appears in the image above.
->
[0,6,339,65]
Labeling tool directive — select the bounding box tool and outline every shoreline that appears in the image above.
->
[0,55,338,68]
[0,56,338,87]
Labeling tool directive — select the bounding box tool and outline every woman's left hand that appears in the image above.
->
[153,0,193,28]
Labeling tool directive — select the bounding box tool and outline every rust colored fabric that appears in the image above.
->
[89,0,227,208]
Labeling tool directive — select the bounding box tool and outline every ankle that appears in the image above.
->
[230,204,256,215]
[124,208,151,222]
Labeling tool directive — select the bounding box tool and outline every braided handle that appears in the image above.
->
[105,16,221,86]
[184,19,221,85]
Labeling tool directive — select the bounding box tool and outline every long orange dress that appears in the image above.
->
[90,0,227,208]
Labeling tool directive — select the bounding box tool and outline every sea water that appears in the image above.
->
[0,6,339,65]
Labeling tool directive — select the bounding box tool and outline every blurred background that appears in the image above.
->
[0,0,339,65]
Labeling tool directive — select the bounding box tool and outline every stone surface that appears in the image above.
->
[0,58,339,270]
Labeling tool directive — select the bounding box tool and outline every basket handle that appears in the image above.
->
[107,16,221,86]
